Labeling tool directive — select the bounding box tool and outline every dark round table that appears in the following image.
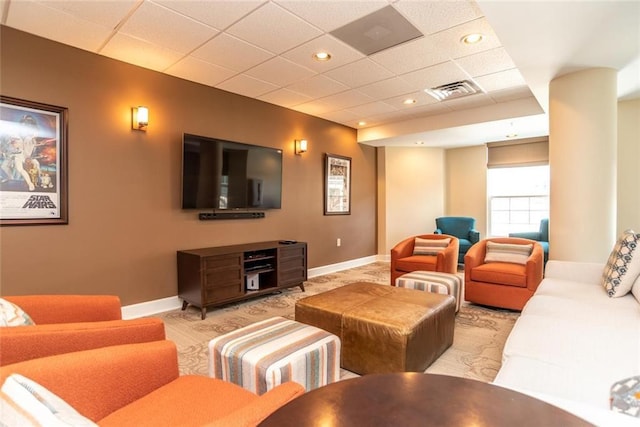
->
[259,373,593,426]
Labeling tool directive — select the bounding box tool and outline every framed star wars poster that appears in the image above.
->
[0,96,68,226]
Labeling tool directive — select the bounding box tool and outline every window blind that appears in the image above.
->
[487,137,549,168]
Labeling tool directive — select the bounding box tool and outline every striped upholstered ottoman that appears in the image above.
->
[208,316,340,395]
[395,271,463,312]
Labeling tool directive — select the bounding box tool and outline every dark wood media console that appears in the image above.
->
[177,241,307,319]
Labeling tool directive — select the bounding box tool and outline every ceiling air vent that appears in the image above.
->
[425,80,483,101]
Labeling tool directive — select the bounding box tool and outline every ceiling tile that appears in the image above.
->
[454,47,516,78]
[475,68,526,92]
[36,0,138,29]
[100,33,184,71]
[325,58,394,88]
[154,0,266,30]
[428,17,502,60]
[275,0,387,32]
[165,56,236,87]
[5,1,113,52]
[318,90,375,111]
[357,77,414,100]
[394,0,482,36]
[401,61,470,90]
[226,2,322,54]
[370,36,449,75]
[286,75,349,99]
[257,88,312,108]
[318,109,360,125]
[281,35,365,73]
[384,91,439,110]
[346,101,398,118]
[118,1,218,54]
[216,74,279,98]
[245,56,315,87]
[192,33,273,73]
[291,100,335,116]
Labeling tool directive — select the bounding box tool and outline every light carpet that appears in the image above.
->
[157,262,519,383]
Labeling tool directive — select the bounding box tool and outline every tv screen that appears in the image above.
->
[181,133,282,210]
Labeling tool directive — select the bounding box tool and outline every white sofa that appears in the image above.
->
[493,260,640,426]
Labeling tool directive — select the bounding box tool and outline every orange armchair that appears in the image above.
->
[0,340,305,426]
[0,295,165,365]
[390,234,459,285]
[464,238,544,311]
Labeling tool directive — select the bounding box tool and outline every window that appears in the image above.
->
[488,165,549,236]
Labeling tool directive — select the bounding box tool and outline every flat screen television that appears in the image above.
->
[181,133,282,210]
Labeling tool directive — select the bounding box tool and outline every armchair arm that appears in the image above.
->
[0,318,166,365]
[436,236,459,273]
[525,243,544,291]
[0,340,180,422]
[464,240,486,275]
[469,230,480,244]
[509,231,541,241]
[3,295,122,324]
[206,382,305,427]
[391,236,416,260]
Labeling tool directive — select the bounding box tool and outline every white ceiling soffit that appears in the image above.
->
[476,0,640,111]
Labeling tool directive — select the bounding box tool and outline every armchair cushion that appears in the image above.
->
[484,242,533,265]
[470,263,527,288]
[0,298,34,327]
[601,229,640,297]
[413,237,451,255]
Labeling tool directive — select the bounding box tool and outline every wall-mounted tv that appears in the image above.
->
[181,133,282,210]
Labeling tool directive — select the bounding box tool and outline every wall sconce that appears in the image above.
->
[132,106,149,131]
[294,139,308,155]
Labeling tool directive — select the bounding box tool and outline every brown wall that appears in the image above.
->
[0,27,377,304]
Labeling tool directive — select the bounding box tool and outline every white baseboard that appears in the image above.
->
[122,254,388,319]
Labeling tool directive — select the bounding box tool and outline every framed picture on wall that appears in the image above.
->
[0,96,68,226]
[324,153,351,215]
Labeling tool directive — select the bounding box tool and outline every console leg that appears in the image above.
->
[181,300,188,311]
[299,283,305,292]
[201,307,207,320]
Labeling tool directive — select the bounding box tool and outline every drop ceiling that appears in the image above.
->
[1,0,638,148]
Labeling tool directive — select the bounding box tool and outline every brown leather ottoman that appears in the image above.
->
[295,282,455,375]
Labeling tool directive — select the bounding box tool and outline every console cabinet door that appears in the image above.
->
[278,244,307,287]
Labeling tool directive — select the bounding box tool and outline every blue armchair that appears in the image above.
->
[509,218,549,263]
[434,216,480,264]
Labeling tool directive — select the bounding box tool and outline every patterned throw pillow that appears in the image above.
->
[0,374,97,426]
[413,238,451,256]
[484,241,533,265]
[0,298,35,327]
[602,229,640,298]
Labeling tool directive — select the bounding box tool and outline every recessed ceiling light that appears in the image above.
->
[313,51,332,61]
[461,33,484,45]
[358,121,367,126]
[403,98,416,105]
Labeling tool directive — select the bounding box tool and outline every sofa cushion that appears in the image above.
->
[396,256,437,273]
[0,373,97,426]
[470,262,527,287]
[0,298,34,327]
[601,229,640,297]
[413,237,450,255]
[633,275,640,304]
[485,241,532,265]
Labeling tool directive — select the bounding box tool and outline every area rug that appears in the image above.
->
[157,262,519,383]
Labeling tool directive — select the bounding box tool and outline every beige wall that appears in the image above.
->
[445,145,487,238]
[0,27,377,304]
[377,146,445,254]
[618,98,640,234]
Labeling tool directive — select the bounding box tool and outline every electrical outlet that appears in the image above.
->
[337,238,341,247]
